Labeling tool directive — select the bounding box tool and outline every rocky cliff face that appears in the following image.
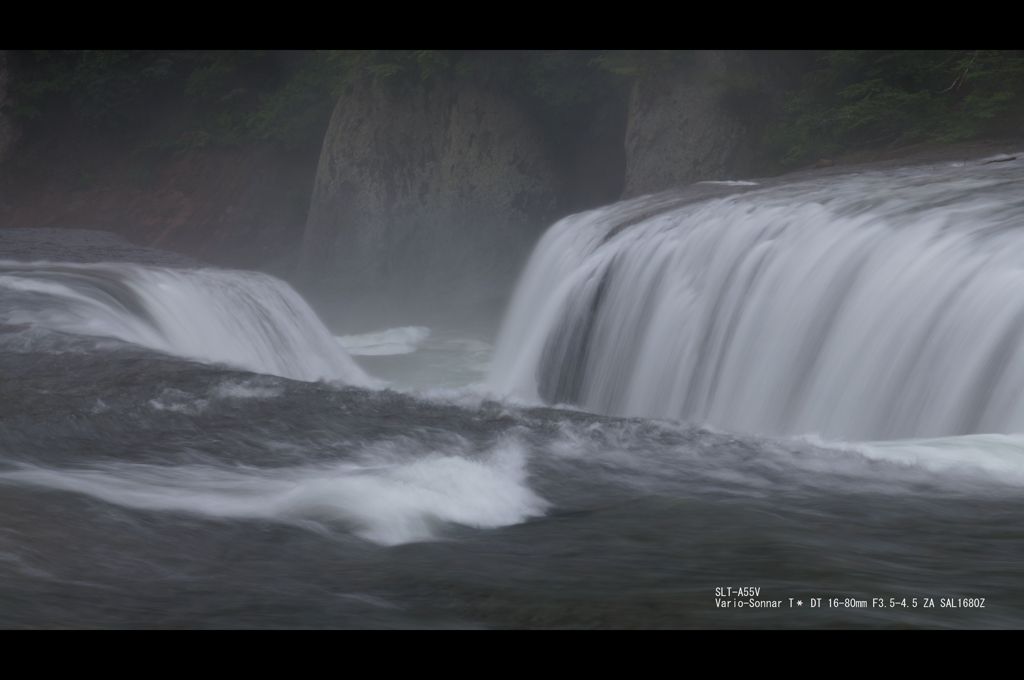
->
[624,51,756,197]
[301,56,777,326]
[3,50,781,319]
[301,77,560,327]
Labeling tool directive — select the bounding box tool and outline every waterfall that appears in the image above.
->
[0,261,372,385]
[490,159,1024,440]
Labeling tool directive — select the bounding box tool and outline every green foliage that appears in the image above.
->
[8,50,629,154]
[356,50,452,82]
[19,49,1020,173]
[592,50,691,78]
[524,50,626,115]
[9,50,182,129]
[183,51,265,101]
[450,50,628,140]
[714,71,774,121]
[765,50,1024,168]
[8,50,467,152]
[179,50,348,149]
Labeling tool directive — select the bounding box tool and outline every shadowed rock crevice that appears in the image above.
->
[300,77,563,329]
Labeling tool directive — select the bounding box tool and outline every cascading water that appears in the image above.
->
[6,161,1024,629]
[0,261,372,385]
[490,158,1024,440]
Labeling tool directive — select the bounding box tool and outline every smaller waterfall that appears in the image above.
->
[0,261,373,385]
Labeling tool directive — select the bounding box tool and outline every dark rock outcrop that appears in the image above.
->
[300,77,560,328]
[0,228,202,267]
[624,51,757,197]
[0,142,318,272]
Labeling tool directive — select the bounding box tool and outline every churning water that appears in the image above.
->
[0,261,372,385]
[3,158,1024,628]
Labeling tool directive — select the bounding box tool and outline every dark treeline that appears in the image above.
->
[2,50,1022,280]
[6,49,1023,169]
[4,50,626,156]
[764,50,1024,166]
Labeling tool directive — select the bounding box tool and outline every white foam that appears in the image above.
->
[336,326,432,356]
[0,261,375,386]
[148,388,209,415]
[697,180,760,186]
[0,439,548,546]
[800,432,1024,486]
[536,418,1024,494]
[211,380,284,400]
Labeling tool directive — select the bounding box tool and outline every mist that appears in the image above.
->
[2,50,1024,629]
